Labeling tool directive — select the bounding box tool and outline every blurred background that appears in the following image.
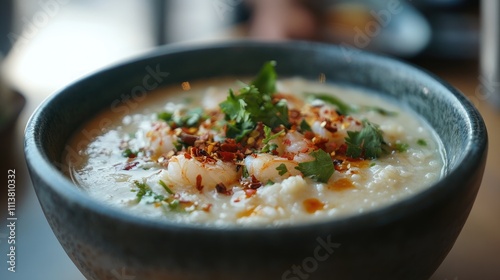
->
[0,0,498,279]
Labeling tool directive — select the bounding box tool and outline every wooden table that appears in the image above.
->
[427,60,500,280]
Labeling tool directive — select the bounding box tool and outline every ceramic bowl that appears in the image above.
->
[25,41,487,280]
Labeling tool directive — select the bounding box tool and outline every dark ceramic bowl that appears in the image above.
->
[25,41,487,280]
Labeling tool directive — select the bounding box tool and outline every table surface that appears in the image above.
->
[0,23,499,280]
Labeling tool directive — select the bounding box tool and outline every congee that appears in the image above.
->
[64,62,445,226]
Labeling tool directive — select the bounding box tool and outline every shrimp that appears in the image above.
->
[244,153,313,183]
[246,130,316,183]
[268,130,315,156]
[308,103,364,147]
[159,154,240,191]
[144,122,178,156]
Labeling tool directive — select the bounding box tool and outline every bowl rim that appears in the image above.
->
[24,40,488,233]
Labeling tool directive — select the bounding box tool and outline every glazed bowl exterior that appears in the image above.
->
[25,41,487,280]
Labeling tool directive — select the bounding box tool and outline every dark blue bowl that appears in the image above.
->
[25,41,487,280]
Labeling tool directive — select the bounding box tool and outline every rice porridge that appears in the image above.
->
[64,62,445,226]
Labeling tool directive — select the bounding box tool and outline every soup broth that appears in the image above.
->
[64,66,444,226]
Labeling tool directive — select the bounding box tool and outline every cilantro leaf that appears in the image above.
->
[263,99,290,129]
[295,149,334,183]
[261,125,285,153]
[220,89,255,141]
[158,111,173,122]
[345,120,386,159]
[300,119,312,132]
[219,89,248,122]
[306,93,354,115]
[236,85,290,129]
[306,93,397,117]
[242,165,249,178]
[181,108,205,127]
[134,181,149,202]
[251,60,277,95]
[219,61,290,141]
[158,107,206,128]
[225,116,255,142]
[361,106,397,116]
[134,181,164,203]
[394,142,409,153]
[417,139,427,146]
[159,180,175,195]
[276,163,288,176]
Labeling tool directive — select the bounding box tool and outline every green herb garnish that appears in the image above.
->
[251,60,277,95]
[122,148,137,158]
[168,199,181,211]
[306,93,397,117]
[241,165,249,178]
[394,142,409,153]
[417,139,427,146]
[345,120,386,159]
[134,181,149,201]
[180,107,205,127]
[295,149,334,183]
[300,119,312,132]
[134,181,164,203]
[159,180,175,195]
[362,106,397,116]
[158,111,173,122]
[306,93,354,115]
[261,125,285,153]
[276,163,288,176]
[158,107,206,128]
[220,61,290,141]
[220,89,256,141]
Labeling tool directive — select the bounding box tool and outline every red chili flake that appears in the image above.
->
[184,153,192,159]
[313,137,329,151]
[196,174,204,192]
[282,152,295,160]
[320,119,337,133]
[244,188,257,198]
[284,138,292,146]
[191,147,210,158]
[304,131,315,140]
[300,147,309,153]
[122,161,139,170]
[241,175,262,190]
[202,204,212,212]
[218,151,235,162]
[215,183,232,195]
[220,141,238,152]
[337,144,347,155]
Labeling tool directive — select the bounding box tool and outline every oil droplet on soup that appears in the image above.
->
[303,198,325,214]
